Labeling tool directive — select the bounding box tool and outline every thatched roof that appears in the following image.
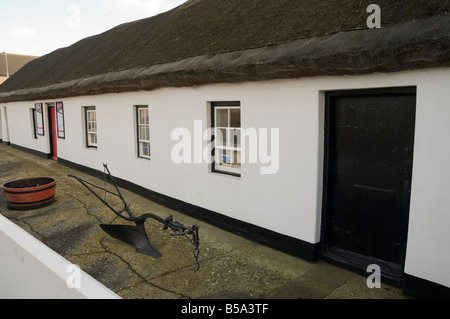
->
[0,0,448,102]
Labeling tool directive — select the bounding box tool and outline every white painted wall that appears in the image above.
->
[3,102,49,153]
[3,67,450,288]
[54,83,323,244]
[402,70,450,288]
[0,215,120,299]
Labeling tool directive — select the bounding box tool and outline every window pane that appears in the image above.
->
[230,109,241,128]
[139,108,149,125]
[144,126,148,141]
[140,142,151,157]
[88,111,96,122]
[218,149,230,167]
[140,125,150,141]
[232,151,241,169]
[89,133,97,145]
[216,128,227,146]
[145,125,150,141]
[217,150,241,168]
[231,129,241,148]
[144,142,150,156]
[216,109,228,127]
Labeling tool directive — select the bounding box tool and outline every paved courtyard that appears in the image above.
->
[0,143,408,299]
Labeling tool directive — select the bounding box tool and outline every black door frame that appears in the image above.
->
[320,86,417,283]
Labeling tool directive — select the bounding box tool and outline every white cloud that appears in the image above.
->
[11,26,36,38]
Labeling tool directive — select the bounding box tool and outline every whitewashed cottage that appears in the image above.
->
[1,0,449,297]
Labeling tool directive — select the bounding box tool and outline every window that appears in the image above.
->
[136,106,151,159]
[211,102,241,176]
[85,106,97,148]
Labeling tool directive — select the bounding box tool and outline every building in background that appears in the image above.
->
[0,53,38,85]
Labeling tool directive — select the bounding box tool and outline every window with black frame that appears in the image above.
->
[211,101,241,177]
[136,105,151,159]
[84,106,97,148]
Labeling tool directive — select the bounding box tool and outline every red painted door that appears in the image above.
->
[49,106,57,160]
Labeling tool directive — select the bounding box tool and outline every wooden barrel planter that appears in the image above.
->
[2,177,56,210]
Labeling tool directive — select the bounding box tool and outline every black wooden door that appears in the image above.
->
[324,88,416,278]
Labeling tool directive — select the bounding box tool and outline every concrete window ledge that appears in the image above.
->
[0,214,121,299]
